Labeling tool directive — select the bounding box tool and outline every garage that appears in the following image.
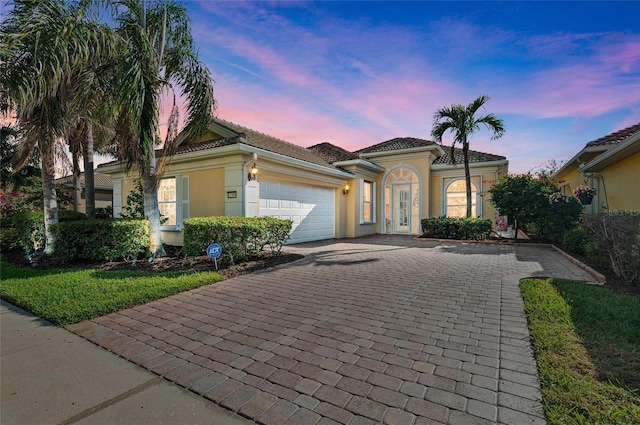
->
[259,180,335,244]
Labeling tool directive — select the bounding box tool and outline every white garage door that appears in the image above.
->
[259,180,335,244]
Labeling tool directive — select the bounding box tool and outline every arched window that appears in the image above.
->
[446,179,478,218]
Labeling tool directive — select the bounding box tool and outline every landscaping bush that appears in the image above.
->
[261,216,293,254]
[562,225,594,256]
[50,219,149,262]
[11,210,86,253]
[183,216,293,264]
[94,205,113,219]
[421,217,492,240]
[489,174,583,242]
[0,227,19,252]
[584,211,640,285]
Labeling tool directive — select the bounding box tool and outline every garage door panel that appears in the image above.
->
[260,181,335,244]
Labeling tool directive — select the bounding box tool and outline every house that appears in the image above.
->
[554,122,640,213]
[98,118,508,245]
[55,172,113,213]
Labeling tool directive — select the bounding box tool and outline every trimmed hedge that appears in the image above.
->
[421,217,492,240]
[0,227,20,252]
[10,210,86,253]
[51,219,149,262]
[183,216,293,264]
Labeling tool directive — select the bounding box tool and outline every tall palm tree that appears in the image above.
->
[432,95,505,218]
[110,0,215,258]
[66,66,119,218]
[0,0,118,252]
[0,125,40,189]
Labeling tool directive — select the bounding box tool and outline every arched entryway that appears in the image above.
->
[383,166,421,234]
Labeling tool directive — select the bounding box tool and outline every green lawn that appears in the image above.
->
[0,258,222,326]
[520,278,640,425]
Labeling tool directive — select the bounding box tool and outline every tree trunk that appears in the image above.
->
[143,151,165,258]
[40,143,58,254]
[463,142,472,218]
[72,145,81,213]
[83,122,96,218]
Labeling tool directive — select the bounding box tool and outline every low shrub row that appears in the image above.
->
[7,210,86,253]
[183,216,293,264]
[51,219,149,262]
[421,217,492,240]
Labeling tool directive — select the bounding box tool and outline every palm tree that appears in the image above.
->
[0,0,118,252]
[110,0,215,258]
[431,95,505,218]
[0,125,40,189]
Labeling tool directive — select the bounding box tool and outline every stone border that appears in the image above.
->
[414,236,607,285]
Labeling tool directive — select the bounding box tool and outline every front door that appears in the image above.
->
[393,184,411,233]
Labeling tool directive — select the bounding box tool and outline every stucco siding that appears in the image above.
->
[597,151,640,211]
[188,168,225,218]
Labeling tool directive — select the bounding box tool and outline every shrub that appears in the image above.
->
[260,216,293,254]
[489,174,582,242]
[94,205,113,219]
[11,210,86,253]
[183,216,293,264]
[540,194,583,243]
[562,225,594,256]
[51,219,149,262]
[421,217,492,240]
[584,211,640,285]
[0,227,20,252]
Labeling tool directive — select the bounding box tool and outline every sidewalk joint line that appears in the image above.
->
[58,377,162,425]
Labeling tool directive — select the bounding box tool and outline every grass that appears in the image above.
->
[520,278,640,424]
[0,257,222,326]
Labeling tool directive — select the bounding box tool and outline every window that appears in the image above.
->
[361,179,376,224]
[446,179,478,218]
[158,175,189,230]
[158,178,177,226]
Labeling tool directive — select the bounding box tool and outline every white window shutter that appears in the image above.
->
[112,179,122,218]
[359,178,364,224]
[179,175,189,230]
[372,181,377,223]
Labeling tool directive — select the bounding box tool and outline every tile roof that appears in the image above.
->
[307,142,359,163]
[100,119,507,172]
[356,137,437,154]
[433,147,506,165]
[178,118,337,169]
[586,122,640,147]
[56,172,113,188]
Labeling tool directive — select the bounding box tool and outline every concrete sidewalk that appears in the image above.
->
[0,299,253,425]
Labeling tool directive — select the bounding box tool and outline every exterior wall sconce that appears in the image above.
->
[248,163,258,181]
[343,183,350,195]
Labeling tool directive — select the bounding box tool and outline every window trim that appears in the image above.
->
[360,179,376,224]
[159,175,189,231]
[443,178,480,218]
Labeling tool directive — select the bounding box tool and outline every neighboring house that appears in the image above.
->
[56,172,113,213]
[98,118,508,245]
[554,122,640,214]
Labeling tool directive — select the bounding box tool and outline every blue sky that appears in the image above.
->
[181,0,640,173]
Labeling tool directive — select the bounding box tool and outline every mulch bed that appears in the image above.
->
[2,246,304,280]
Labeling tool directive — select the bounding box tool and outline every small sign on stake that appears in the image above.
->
[206,243,222,270]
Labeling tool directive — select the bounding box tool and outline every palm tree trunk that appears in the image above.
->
[83,121,95,218]
[143,151,166,258]
[72,145,81,213]
[40,143,58,254]
[463,142,472,218]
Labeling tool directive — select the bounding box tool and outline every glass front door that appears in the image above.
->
[393,184,411,233]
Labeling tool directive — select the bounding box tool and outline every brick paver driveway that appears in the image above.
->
[68,236,596,424]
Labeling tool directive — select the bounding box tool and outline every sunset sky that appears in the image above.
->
[183,1,639,173]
